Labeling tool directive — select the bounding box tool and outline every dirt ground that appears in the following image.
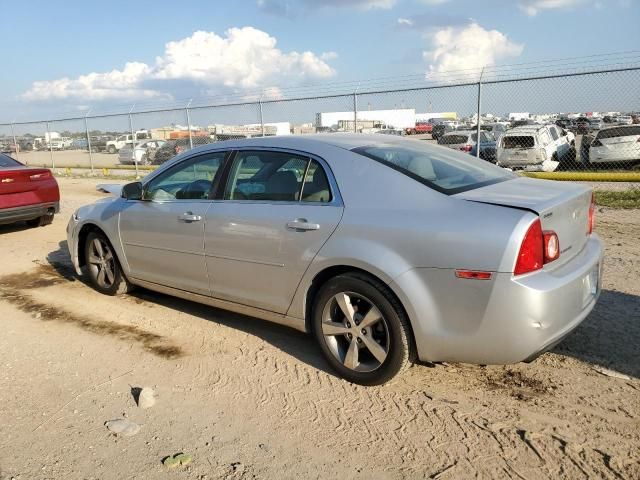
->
[0,177,638,480]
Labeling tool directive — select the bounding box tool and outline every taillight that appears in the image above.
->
[514,219,561,275]
[588,192,595,234]
[29,171,51,181]
[460,144,473,152]
[515,219,544,275]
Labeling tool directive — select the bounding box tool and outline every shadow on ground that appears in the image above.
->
[45,242,640,379]
[46,241,336,378]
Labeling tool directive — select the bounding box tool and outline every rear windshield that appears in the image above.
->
[502,136,535,148]
[439,135,469,145]
[352,142,513,195]
[0,153,21,167]
[597,126,640,139]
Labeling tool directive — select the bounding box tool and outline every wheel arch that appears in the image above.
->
[301,264,417,357]
[76,222,124,272]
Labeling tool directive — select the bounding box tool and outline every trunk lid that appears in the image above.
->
[0,167,58,208]
[456,177,592,267]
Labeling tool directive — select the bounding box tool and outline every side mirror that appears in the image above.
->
[121,181,143,200]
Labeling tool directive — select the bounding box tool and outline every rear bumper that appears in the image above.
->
[392,235,603,364]
[0,201,59,225]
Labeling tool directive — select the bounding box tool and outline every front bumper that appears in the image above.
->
[392,235,603,364]
[0,201,59,225]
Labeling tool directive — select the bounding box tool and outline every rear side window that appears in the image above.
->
[549,127,559,140]
[502,136,535,148]
[353,142,513,195]
[0,153,21,167]
[597,126,640,139]
[439,135,469,145]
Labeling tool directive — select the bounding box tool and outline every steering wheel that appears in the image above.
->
[178,179,212,199]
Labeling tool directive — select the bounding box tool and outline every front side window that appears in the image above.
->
[225,151,309,202]
[353,142,513,195]
[145,152,225,201]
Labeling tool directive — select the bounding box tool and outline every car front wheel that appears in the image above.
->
[84,231,132,295]
[312,273,414,385]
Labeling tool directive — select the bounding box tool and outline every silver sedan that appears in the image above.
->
[67,134,603,385]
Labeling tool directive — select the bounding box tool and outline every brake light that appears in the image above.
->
[514,219,561,275]
[588,192,595,234]
[460,144,472,152]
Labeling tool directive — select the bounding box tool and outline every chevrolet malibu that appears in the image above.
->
[67,135,602,385]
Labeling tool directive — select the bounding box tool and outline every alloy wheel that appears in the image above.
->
[321,291,390,373]
[87,237,116,288]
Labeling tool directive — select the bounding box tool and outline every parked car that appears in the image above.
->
[575,117,591,135]
[497,124,576,171]
[0,153,59,227]
[616,115,633,125]
[151,137,216,165]
[437,130,493,153]
[106,131,150,154]
[67,134,602,385]
[588,118,603,131]
[72,138,88,150]
[118,139,166,165]
[602,116,615,124]
[469,136,498,163]
[582,125,640,166]
[405,122,433,135]
[431,123,455,141]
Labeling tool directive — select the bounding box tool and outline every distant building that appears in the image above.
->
[415,112,458,122]
[316,109,416,130]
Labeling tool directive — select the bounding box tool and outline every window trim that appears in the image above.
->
[216,147,342,206]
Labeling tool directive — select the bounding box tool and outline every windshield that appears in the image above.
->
[597,126,640,139]
[439,135,469,145]
[352,142,513,195]
[502,136,535,148]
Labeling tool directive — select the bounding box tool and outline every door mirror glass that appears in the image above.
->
[121,181,143,200]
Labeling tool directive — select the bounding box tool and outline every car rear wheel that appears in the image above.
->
[108,145,116,154]
[26,210,54,227]
[84,231,132,295]
[312,273,414,385]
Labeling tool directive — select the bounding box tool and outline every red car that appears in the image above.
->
[405,122,434,135]
[0,153,59,227]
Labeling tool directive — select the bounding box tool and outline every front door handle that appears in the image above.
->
[286,218,320,231]
[178,212,202,222]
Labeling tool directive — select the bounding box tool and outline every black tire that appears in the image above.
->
[26,211,54,227]
[84,231,132,295]
[108,145,117,154]
[312,273,414,385]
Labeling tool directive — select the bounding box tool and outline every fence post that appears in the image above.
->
[186,99,193,149]
[85,111,94,173]
[259,96,265,137]
[129,105,139,178]
[476,67,484,159]
[46,121,54,169]
[11,122,19,162]
[353,90,358,133]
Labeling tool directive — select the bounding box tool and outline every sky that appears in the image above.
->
[1,0,639,124]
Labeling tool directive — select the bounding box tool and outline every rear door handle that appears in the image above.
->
[178,212,202,222]
[286,218,320,231]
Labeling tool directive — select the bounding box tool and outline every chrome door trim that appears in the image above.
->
[122,241,203,256]
[131,277,307,332]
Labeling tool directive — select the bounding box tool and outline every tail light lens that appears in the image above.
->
[460,144,472,152]
[514,219,561,275]
[29,171,51,181]
[588,192,595,234]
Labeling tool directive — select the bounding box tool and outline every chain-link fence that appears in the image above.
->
[1,66,639,173]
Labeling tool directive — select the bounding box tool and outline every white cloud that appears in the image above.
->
[397,17,414,26]
[424,23,524,77]
[22,28,335,101]
[517,0,585,16]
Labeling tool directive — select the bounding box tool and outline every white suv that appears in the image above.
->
[497,124,575,172]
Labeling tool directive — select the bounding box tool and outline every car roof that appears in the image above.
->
[598,124,638,131]
[504,125,546,134]
[443,130,476,135]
